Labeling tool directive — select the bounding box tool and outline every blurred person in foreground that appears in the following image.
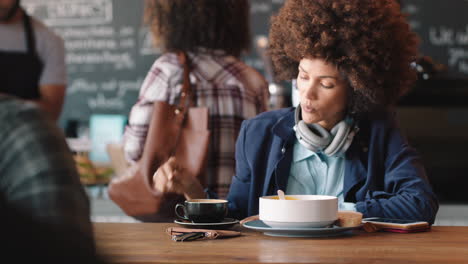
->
[0,95,104,262]
[227,0,438,224]
[120,0,269,221]
[0,0,66,121]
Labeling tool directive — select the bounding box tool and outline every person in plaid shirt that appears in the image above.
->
[123,0,269,201]
[0,95,101,262]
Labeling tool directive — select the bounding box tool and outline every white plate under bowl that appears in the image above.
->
[243,220,362,238]
[262,219,336,228]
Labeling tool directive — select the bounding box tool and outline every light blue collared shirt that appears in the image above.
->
[286,140,356,211]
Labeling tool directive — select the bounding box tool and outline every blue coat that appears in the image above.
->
[226,108,439,223]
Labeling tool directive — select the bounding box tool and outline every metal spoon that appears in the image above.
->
[277,189,286,200]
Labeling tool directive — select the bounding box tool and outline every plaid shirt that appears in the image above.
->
[0,96,94,246]
[124,52,269,197]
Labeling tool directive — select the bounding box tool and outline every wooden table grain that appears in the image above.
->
[94,223,468,264]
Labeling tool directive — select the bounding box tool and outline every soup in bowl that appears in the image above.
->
[259,195,338,228]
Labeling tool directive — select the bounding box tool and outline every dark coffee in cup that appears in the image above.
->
[175,199,228,223]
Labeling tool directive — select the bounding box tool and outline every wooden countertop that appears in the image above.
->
[94,223,468,264]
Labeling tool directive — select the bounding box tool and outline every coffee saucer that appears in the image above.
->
[174,218,239,230]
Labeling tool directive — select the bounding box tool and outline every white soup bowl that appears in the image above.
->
[259,195,338,228]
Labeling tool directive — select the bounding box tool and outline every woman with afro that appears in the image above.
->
[227,0,438,224]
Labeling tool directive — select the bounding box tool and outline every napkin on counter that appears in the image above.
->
[166,227,241,242]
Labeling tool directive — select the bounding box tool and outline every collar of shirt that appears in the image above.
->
[292,140,325,163]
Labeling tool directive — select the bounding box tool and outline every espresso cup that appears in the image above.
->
[175,199,228,223]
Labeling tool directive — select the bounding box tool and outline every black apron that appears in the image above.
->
[0,13,43,99]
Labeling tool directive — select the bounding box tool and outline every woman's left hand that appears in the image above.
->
[153,157,205,200]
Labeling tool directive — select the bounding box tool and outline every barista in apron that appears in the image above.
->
[0,0,66,121]
[0,1,43,99]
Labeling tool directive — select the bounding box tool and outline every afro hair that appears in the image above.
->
[269,0,419,114]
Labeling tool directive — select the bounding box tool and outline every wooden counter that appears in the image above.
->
[94,223,468,264]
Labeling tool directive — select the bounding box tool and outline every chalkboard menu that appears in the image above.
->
[21,0,468,126]
[22,0,158,127]
[403,0,468,79]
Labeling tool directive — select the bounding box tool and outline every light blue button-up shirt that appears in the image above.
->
[286,140,356,211]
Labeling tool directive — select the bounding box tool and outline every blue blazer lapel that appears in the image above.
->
[262,109,296,195]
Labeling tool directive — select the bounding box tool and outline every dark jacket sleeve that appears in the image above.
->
[227,120,252,220]
[355,114,439,224]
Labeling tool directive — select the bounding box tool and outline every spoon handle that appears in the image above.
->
[277,189,286,200]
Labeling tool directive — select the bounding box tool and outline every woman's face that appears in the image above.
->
[296,58,348,130]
